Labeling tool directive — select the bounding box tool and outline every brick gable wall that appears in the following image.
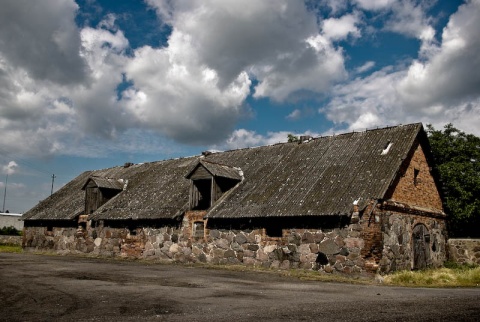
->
[388,141,443,212]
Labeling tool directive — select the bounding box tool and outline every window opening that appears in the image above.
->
[192,179,212,210]
[265,226,282,238]
[414,168,420,186]
[193,221,205,238]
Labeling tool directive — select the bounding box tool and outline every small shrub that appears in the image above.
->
[0,226,22,236]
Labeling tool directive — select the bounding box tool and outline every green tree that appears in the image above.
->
[287,134,299,143]
[426,124,480,237]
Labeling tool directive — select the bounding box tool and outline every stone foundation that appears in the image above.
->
[23,210,447,275]
[0,235,22,246]
[447,239,480,265]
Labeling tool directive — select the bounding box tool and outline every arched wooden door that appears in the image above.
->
[413,224,430,270]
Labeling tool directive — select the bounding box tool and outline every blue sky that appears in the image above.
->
[1,0,479,213]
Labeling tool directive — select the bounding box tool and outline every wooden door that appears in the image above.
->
[413,224,430,270]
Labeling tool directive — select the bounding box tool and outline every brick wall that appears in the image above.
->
[389,141,443,211]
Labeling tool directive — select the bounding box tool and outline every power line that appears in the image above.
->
[0,147,54,176]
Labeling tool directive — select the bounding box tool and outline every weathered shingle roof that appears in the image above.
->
[205,123,423,219]
[22,123,426,221]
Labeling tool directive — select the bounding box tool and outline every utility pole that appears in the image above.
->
[51,174,56,196]
[2,174,8,213]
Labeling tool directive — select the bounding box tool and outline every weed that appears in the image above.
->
[0,245,22,253]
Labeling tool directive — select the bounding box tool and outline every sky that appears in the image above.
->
[1,0,479,213]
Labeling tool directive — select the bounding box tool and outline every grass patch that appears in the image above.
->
[383,265,480,287]
[0,244,23,253]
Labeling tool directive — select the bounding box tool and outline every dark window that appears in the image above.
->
[265,226,282,237]
[192,179,212,210]
[414,168,420,186]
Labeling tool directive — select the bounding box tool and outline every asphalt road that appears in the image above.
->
[1,253,479,321]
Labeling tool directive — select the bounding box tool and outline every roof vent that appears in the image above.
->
[299,135,313,144]
[381,141,393,155]
[124,162,134,168]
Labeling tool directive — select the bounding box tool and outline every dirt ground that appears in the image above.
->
[1,253,479,321]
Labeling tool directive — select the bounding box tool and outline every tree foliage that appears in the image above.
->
[287,134,299,143]
[426,124,480,237]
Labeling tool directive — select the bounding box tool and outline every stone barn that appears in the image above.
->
[22,123,447,274]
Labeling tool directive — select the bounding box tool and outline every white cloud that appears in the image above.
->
[286,107,315,121]
[221,129,320,150]
[353,0,396,11]
[0,0,87,85]
[323,0,480,136]
[147,0,346,102]
[2,161,18,175]
[287,109,302,121]
[320,0,349,14]
[355,61,376,73]
[398,0,480,108]
[322,13,361,41]
[0,0,349,157]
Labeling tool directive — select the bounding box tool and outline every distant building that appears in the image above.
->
[0,212,23,231]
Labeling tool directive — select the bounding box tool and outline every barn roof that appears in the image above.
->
[22,123,427,221]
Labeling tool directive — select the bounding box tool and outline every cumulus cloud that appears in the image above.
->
[147,0,346,102]
[398,0,480,108]
[353,0,396,11]
[0,0,349,156]
[322,13,361,41]
[0,0,87,85]
[2,161,18,175]
[221,129,320,150]
[323,0,480,136]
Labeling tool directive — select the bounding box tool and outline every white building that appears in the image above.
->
[0,213,23,231]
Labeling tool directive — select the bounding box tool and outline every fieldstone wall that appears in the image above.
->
[23,227,81,253]
[23,223,369,274]
[22,210,448,275]
[380,211,447,273]
[447,239,480,265]
[0,235,22,246]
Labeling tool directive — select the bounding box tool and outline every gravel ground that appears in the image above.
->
[1,253,479,321]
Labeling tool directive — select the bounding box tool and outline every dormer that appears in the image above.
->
[185,160,242,210]
[82,176,125,215]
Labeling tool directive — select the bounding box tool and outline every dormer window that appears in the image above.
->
[82,177,125,215]
[185,160,242,210]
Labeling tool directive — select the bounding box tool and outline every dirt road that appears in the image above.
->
[1,253,479,321]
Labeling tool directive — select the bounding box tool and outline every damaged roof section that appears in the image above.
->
[23,123,427,222]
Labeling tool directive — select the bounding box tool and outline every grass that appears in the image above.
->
[0,244,23,253]
[383,264,480,287]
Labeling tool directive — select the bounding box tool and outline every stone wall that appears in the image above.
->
[380,210,447,273]
[23,209,448,275]
[447,239,480,265]
[0,235,22,246]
